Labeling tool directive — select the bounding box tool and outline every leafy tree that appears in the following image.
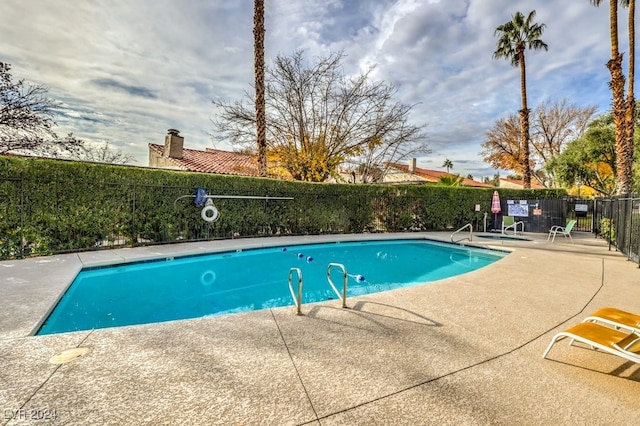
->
[481,113,524,175]
[438,174,464,187]
[493,10,548,188]
[483,173,501,187]
[442,158,453,173]
[0,62,84,156]
[254,0,267,176]
[212,50,426,182]
[481,99,596,186]
[549,111,640,195]
[590,0,634,194]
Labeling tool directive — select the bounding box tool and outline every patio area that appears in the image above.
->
[1,231,639,425]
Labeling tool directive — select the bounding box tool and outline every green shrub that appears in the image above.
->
[0,155,567,258]
[599,217,616,243]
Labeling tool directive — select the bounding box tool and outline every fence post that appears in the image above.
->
[592,198,597,238]
[627,196,633,261]
[617,198,621,253]
[131,181,136,247]
[19,173,25,259]
[637,196,640,268]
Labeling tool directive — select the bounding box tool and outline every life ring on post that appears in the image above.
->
[201,203,220,222]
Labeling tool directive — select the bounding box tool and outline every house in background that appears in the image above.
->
[383,159,494,188]
[148,129,262,176]
[499,177,545,189]
[149,133,495,188]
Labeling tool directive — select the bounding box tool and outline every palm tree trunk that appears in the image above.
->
[610,56,629,193]
[624,0,636,194]
[254,0,267,177]
[518,47,531,188]
[606,0,630,194]
[610,0,620,55]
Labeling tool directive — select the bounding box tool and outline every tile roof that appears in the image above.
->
[499,177,545,189]
[149,144,260,176]
[386,163,494,188]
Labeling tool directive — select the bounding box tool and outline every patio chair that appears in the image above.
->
[542,321,640,364]
[502,216,524,235]
[582,307,640,333]
[547,219,577,243]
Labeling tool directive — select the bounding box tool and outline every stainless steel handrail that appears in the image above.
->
[503,220,525,235]
[450,223,473,243]
[327,263,348,308]
[288,267,303,315]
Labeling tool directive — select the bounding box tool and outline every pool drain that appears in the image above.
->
[49,347,90,364]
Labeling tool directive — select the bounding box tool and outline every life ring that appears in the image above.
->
[201,270,217,286]
[201,204,219,222]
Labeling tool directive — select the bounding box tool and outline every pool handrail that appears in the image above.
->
[451,223,473,243]
[327,263,348,308]
[502,219,525,235]
[288,267,304,315]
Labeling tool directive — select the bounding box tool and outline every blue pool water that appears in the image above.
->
[37,239,506,335]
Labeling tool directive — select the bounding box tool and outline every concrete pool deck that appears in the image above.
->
[1,232,639,425]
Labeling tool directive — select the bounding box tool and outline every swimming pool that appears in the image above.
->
[36,239,506,335]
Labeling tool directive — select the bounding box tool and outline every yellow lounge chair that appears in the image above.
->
[542,321,640,364]
[582,307,640,333]
[547,219,576,243]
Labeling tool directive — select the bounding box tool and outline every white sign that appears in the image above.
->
[507,203,529,217]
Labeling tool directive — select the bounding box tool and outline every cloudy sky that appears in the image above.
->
[0,0,632,179]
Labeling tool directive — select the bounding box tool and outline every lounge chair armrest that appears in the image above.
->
[613,332,640,352]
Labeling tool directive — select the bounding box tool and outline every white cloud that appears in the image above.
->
[0,0,631,179]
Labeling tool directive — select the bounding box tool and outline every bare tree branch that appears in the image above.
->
[212,50,427,182]
[71,141,137,165]
[481,99,597,186]
[0,62,85,156]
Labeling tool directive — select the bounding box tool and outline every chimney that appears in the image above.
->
[164,129,184,159]
[408,157,417,173]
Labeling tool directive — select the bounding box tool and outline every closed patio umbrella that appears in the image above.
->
[491,191,501,230]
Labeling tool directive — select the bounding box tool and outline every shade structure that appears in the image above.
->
[491,191,501,213]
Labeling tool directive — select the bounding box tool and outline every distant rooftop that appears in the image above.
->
[499,177,545,189]
[148,144,260,176]
[386,162,494,188]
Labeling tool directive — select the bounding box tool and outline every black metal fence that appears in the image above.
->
[487,197,594,233]
[594,195,640,266]
[565,198,595,232]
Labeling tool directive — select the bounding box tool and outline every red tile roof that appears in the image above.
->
[149,144,260,176]
[386,163,494,188]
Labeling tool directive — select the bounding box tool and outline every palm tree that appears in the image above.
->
[494,10,548,189]
[590,0,632,194]
[254,0,267,176]
[438,175,464,187]
[442,158,453,173]
[624,0,636,195]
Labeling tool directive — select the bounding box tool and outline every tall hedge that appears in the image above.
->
[0,155,566,258]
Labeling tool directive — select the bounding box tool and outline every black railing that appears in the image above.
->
[488,197,594,233]
[594,195,640,266]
